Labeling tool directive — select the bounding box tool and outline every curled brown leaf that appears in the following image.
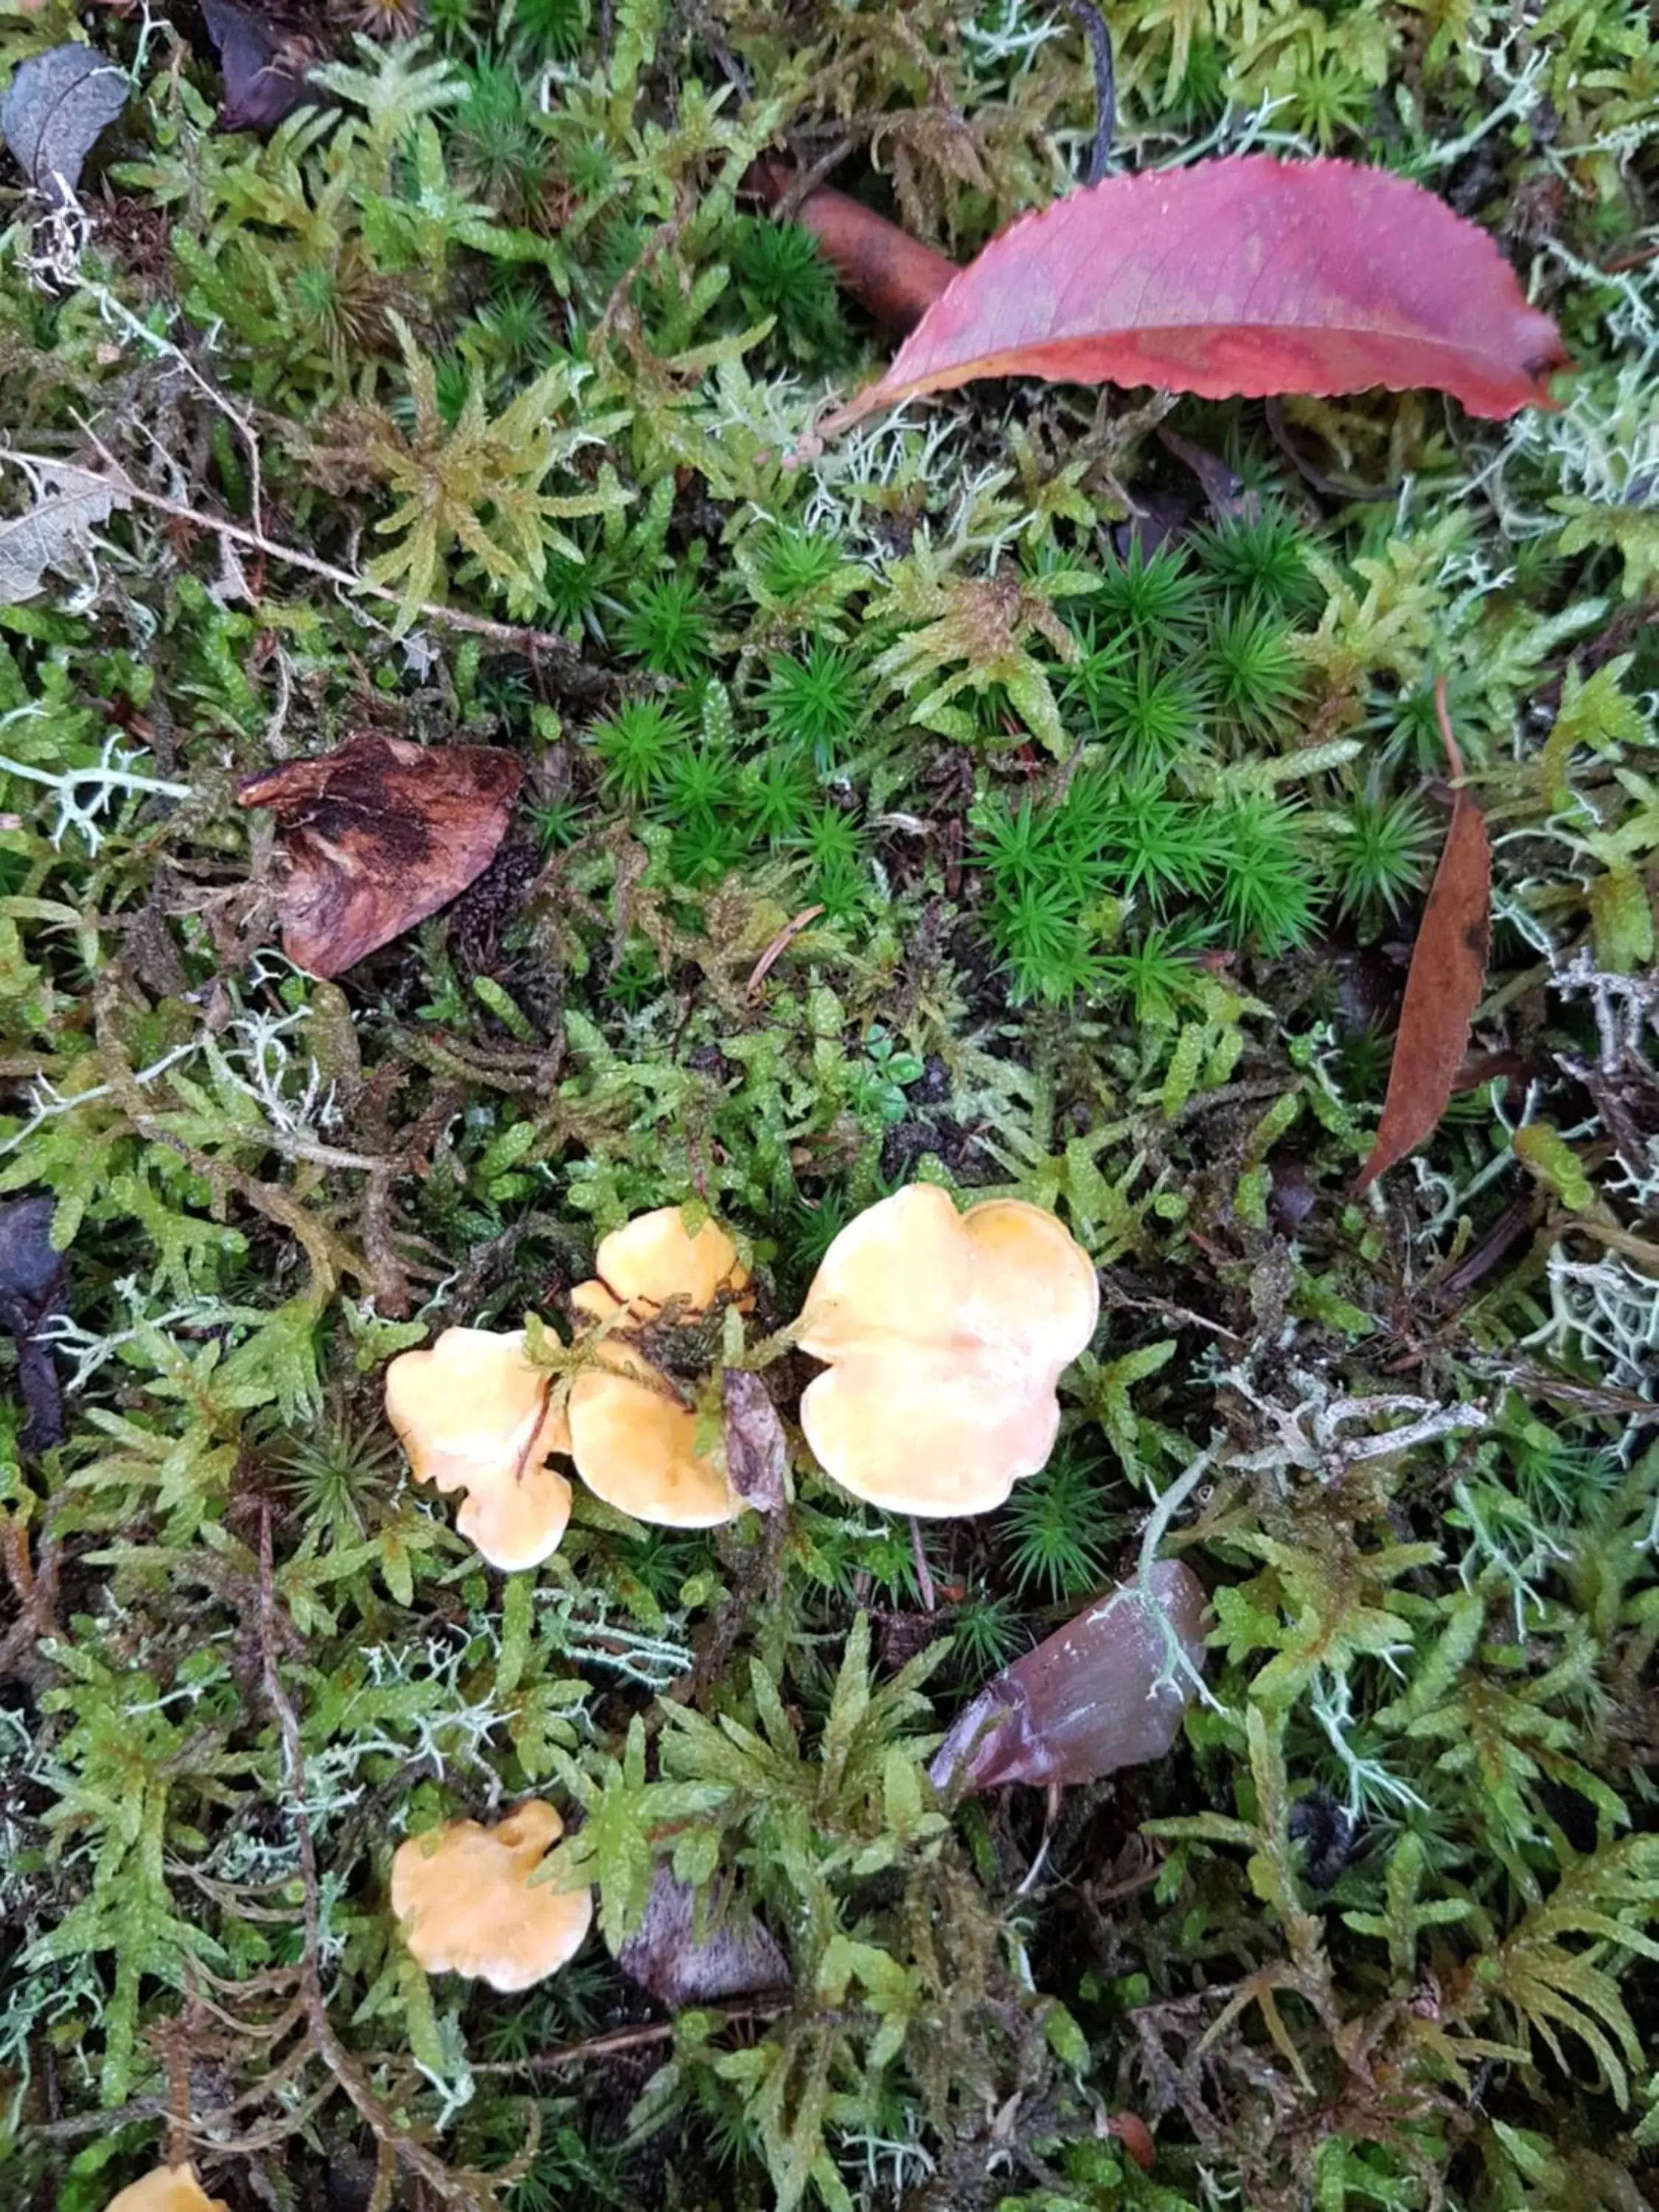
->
[237,734,522,979]
[722,1369,787,1513]
[616,1866,790,2009]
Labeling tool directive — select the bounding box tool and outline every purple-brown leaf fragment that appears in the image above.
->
[930,1559,1208,1794]
[200,0,320,132]
[237,733,522,979]
[723,1369,787,1512]
[616,1867,790,2009]
[0,1195,67,1451]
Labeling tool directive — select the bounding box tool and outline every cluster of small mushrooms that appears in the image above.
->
[382,1185,1103,1557]
[104,1188,1214,2209]
[371,1188,1101,1973]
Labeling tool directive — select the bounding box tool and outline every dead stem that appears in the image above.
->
[67,435,609,698]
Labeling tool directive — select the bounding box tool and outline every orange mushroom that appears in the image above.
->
[796,1184,1099,1515]
[566,1206,751,1527]
[384,1327,571,1571]
[390,1799,592,1992]
[102,2169,228,2212]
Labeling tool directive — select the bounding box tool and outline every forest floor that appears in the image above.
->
[0,0,1657,2208]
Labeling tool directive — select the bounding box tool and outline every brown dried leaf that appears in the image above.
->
[723,1369,787,1512]
[0,459,132,608]
[237,734,522,979]
[1354,681,1492,1192]
[616,1867,790,2009]
[1107,2114,1157,2173]
[929,1560,1208,1794]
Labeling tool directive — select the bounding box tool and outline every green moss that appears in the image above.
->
[0,1,1655,2207]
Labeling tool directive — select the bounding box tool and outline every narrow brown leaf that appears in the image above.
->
[746,159,955,333]
[744,900,824,996]
[1354,679,1492,1192]
[237,734,522,979]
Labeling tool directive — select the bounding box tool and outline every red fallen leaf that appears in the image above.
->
[237,734,522,979]
[929,1560,1209,1795]
[819,156,1570,437]
[1354,679,1491,1193]
[747,159,955,334]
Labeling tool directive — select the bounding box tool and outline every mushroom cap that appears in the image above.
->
[390,1799,592,1992]
[796,1186,1099,1516]
[385,1327,572,1571]
[102,2168,229,2212]
[583,1205,750,1315]
[566,1207,748,1528]
[568,1363,739,1527]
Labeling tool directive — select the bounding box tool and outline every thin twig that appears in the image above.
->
[1262,398,1395,504]
[769,136,859,222]
[66,437,608,695]
[1054,0,1116,185]
[472,1999,793,2076]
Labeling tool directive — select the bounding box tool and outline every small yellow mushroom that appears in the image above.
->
[384,1327,572,1571]
[102,2168,228,2212]
[796,1184,1099,1516]
[390,1799,592,1992]
[566,1206,750,1528]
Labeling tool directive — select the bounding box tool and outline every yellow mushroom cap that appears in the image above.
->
[385,1327,572,1571]
[390,1800,592,1992]
[102,2168,228,2212]
[584,1205,750,1315]
[566,1207,748,1528]
[568,1363,737,1527]
[796,1185,1100,1516]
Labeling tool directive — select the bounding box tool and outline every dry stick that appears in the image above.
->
[0,1522,60,1686]
[68,436,607,691]
[255,1507,493,2212]
[471,2000,793,2077]
[1262,397,1396,504]
[770,134,860,222]
[1054,0,1116,186]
